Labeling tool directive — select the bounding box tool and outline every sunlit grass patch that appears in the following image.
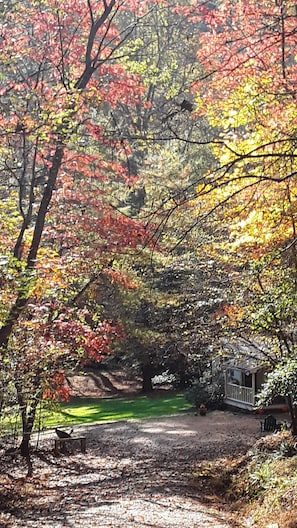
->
[43,392,191,428]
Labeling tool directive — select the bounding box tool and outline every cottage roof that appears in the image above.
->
[221,338,273,373]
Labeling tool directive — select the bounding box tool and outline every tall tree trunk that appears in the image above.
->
[19,430,33,478]
[16,384,38,460]
[141,365,154,393]
[20,430,32,458]
[0,145,64,350]
[0,2,118,352]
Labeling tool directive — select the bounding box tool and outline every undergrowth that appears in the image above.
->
[193,432,297,528]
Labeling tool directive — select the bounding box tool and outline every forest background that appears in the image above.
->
[0,0,296,456]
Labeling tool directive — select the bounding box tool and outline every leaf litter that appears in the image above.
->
[0,411,264,528]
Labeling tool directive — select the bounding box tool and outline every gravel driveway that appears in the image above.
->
[1,410,266,528]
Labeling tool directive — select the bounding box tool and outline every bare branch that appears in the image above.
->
[87,0,95,25]
[76,0,117,89]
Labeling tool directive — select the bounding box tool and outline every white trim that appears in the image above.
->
[225,382,255,405]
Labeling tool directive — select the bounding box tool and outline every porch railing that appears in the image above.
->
[225,383,255,405]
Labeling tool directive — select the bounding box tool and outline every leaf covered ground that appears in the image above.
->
[0,411,264,528]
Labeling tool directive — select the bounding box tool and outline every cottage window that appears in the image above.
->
[228,368,242,385]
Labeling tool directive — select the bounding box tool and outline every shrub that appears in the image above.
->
[185,376,225,410]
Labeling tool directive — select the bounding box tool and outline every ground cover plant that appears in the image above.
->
[194,431,297,528]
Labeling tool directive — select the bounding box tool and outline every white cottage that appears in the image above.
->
[223,356,266,410]
[221,339,285,411]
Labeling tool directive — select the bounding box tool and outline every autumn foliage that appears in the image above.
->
[1,0,297,460]
[188,0,297,426]
[0,0,162,455]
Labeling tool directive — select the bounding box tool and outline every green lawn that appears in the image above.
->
[44,392,191,428]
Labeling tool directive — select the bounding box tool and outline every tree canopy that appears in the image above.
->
[0,0,297,456]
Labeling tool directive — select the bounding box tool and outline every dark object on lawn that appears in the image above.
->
[199,404,207,416]
[260,415,277,433]
[55,427,73,439]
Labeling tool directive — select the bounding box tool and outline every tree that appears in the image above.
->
[0,0,154,346]
[257,358,297,435]
[107,1,202,168]
[189,0,297,235]
[158,1,297,261]
[3,302,124,460]
[140,1,297,419]
[104,0,215,228]
[0,0,168,459]
[97,242,229,394]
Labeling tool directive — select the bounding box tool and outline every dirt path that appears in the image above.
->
[1,410,265,528]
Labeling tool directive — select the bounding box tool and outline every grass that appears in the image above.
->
[43,392,192,428]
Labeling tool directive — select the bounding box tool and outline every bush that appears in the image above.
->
[185,376,225,410]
